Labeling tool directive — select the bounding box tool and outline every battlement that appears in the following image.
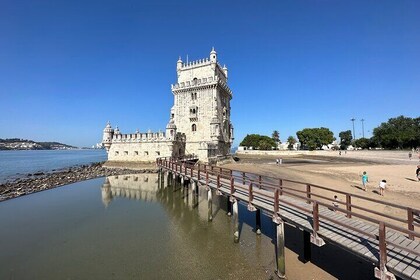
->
[112,130,168,143]
[180,57,212,70]
[171,75,232,96]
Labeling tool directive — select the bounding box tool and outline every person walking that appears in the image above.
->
[362,171,369,191]
[379,180,387,196]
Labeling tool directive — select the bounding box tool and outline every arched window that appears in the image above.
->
[193,78,197,85]
[192,124,197,132]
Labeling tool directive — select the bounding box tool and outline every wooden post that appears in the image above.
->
[279,179,283,196]
[275,221,286,279]
[242,172,246,185]
[407,208,414,240]
[258,175,262,189]
[346,194,352,218]
[379,222,387,278]
[273,189,281,223]
[313,202,319,232]
[233,198,239,243]
[306,184,311,204]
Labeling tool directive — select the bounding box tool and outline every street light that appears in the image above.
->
[360,119,365,138]
[351,118,356,140]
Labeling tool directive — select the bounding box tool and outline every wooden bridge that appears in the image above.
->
[156,157,420,280]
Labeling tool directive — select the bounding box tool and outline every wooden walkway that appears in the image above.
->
[157,158,420,280]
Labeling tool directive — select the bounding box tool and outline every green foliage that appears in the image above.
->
[296,127,335,151]
[272,130,280,143]
[339,130,353,150]
[354,138,370,149]
[372,116,420,149]
[287,136,297,150]
[240,134,277,150]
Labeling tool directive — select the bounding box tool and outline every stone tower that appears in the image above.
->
[171,48,234,161]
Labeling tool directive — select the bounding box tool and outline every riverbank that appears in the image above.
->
[0,162,158,202]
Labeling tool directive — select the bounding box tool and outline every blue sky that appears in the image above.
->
[0,0,419,147]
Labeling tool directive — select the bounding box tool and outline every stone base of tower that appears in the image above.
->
[187,141,231,163]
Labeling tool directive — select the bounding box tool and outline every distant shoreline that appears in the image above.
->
[0,162,158,202]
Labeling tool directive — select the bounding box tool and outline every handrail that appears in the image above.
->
[158,157,420,279]
[157,158,420,243]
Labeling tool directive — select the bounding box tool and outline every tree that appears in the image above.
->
[339,130,353,150]
[372,116,420,149]
[240,134,277,150]
[354,138,370,149]
[287,136,297,150]
[296,127,335,151]
[272,130,280,144]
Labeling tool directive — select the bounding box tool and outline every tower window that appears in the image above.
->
[191,92,197,100]
[192,78,197,85]
[192,124,197,132]
[144,151,149,156]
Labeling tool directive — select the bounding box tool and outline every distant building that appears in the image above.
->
[102,48,234,163]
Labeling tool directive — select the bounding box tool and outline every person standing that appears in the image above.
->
[409,151,412,160]
[379,180,387,196]
[416,165,420,182]
[362,171,369,191]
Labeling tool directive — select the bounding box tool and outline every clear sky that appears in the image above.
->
[0,0,419,147]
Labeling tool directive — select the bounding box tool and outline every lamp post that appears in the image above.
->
[351,118,356,141]
[361,119,365,138]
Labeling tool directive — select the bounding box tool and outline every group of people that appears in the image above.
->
[361,171,387,196]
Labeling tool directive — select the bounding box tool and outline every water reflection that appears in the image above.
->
[102,174,160,206]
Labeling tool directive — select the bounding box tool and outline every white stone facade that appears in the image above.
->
[102,48,233,163]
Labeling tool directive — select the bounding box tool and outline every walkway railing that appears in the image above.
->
[157,157,420,279]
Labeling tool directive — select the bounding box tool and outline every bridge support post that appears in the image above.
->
[227,198,232,216]
[275,220,286,279]
[303,230,311,262]
[232,198,240,243]
[166,172,171,188]
[255,208,261,235]
[207,189,213,222]
[160,171,164,186]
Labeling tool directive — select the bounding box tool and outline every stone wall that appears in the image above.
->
[108,141,183,162]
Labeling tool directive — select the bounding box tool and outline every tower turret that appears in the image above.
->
[210,47,217,63]
[102,121,114,152]
[166,116,177,140]
[177,56,183,71]
[223,64,228,80]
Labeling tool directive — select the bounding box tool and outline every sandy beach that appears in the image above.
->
[220,150,420,279]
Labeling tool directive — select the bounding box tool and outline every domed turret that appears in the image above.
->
[177,56,183,71]
[102,121,114,152]
[166,118,177,140]
[222,64,228,79]
[210,47,217,63]
[114,126,120,134]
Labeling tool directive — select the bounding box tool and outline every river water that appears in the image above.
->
[0,149,107,183]
[0,163,376,279]
[0,173,277,279]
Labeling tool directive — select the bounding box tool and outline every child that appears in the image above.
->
[379,180,387,196]
[362,171,369,191]
[417,165,420,182]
